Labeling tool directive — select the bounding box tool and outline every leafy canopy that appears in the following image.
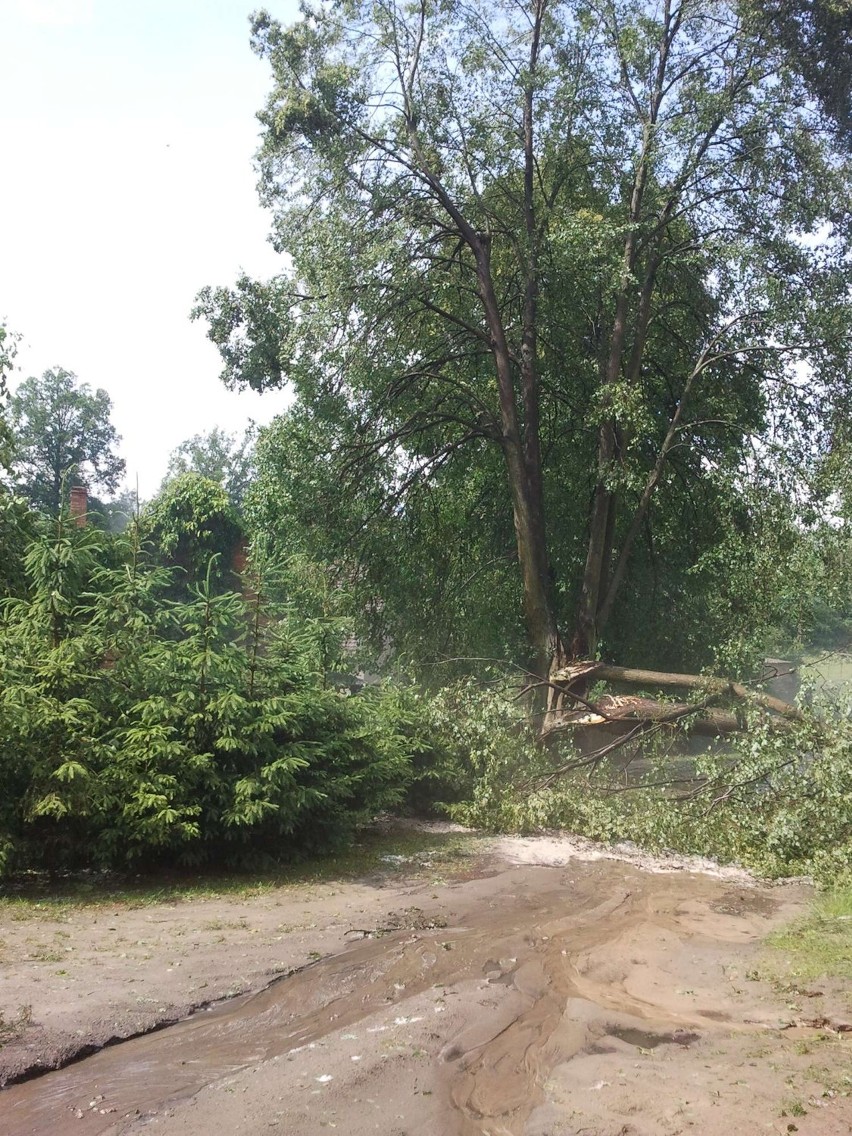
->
[10,368,126,515]
[197,0,852,675]
[164,426,257,510]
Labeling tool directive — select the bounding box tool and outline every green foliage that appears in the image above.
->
[245,409,524,671]
[388,680,852,885]
[9,368,125,515]
[0,491,36,598]
[164,426,256,509]
[198,0,852,675]
[143,471,243,591]
[386,680,539,815]
[0,324,19,476]
[0,523,413,875]
[749,0,852,143]
[0,326,33,598]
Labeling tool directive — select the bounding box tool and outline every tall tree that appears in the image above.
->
[0,326,34,598]
[10,368,126,515]
[0,325,18,478]
[197,0,852,684]
[752,0,852,142]
[163,426,256,509]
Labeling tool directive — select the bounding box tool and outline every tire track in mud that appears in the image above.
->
[0,861,807,1136]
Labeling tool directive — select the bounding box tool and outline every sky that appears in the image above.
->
[1,0,300,497]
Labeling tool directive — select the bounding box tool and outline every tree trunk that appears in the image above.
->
[475,241,559,679]
[542,699,744,738]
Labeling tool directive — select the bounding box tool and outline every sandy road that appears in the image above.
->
[1,831,850,1135]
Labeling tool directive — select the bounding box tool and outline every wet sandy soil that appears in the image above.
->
[2,833,851,1136]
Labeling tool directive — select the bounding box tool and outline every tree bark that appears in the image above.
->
[476,241,559,678]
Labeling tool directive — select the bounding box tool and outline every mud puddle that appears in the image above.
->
[0,859,825,1136]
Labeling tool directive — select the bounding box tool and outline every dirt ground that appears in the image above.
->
[1,827,851,1136]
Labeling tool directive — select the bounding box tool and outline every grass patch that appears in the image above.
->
[800,650,852,695]
[804,1061,852,1096]
[780,1096,808,1118]
[0,825,488,919]
[754,887,852,1109]
[0,1005,33,1045]
[764,887,852,987]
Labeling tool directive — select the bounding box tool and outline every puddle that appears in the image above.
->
[710,892,779,917]
[607,1026,700,1048]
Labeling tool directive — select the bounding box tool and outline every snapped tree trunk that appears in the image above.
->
[541,660,804,742]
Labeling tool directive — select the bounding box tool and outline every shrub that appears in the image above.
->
[0,520,412,874]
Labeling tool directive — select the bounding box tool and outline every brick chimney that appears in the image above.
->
[69,485,88,528]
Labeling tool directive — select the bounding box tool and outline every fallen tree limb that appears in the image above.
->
[541,694,742,738]
[550,662,804,723]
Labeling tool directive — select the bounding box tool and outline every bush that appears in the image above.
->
[0,520,412,874]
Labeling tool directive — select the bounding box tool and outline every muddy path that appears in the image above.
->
[1,836,850,1135]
